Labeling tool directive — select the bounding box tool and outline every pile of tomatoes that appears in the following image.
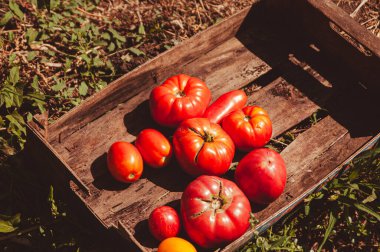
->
[107,74,287,251]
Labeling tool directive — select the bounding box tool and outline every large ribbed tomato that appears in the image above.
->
[235,148,287,204]
[222,106,272,151]
[173,118,235,176]
[181,175,251,248]
[149,74,211,127]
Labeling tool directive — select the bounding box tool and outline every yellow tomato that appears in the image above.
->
[157,237,197,252]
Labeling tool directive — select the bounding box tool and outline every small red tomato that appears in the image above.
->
[235,148,287,204]
[107,142,143,183]
[149,206,180,241]
[222,106,272,151]
[135,129,172,168]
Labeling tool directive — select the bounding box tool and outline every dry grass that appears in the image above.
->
[332,0,380,37]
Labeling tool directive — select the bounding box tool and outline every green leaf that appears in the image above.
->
[0,11,13,26]
[8,31,14,41]
[339,196,380,221]
[121,53,132,62]
[9,66,20,84]
[101,32,111,40]
[48,185,59,217]
[304,203,310,216]
[31,76,39,91]
[27,112,33,122]
[0,213,20,233]
[128,47,145,56]
[51,79,66,92]
[354,202,380,220]
[107,42,115,52]
[138,23,146,35]
[108,28,125,42]
[27,51,38,61]
[26,28,39,44]
[50,0,59,10]
[80,54,91,64]
[362,189,377,204]
[93,56,105,67]
[78,82,88,96]
[6,110,26,135]
[9,0,24,20]
[317,211,336,252]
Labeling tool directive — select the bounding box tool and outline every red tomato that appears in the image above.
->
[149,206,180,241]
[158,237,197,252]
[222,106,272,151]
[181,175,251,248]
[173,118,235,176]
[150,74,211,127]
[203,90,247,124]
[107,142,143,183]
[135,129,172,169]
[235,148,287,204]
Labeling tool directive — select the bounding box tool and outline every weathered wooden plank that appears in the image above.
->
[222,117,373,252]
[46,4,259,142]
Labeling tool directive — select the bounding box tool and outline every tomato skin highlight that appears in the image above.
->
[148,206,180,241]
[150,74,211,127]
[203,90,247,124]
[235,148,287,204]
[173,118,235,176]
[135,129,172,169]
[222,106,272,151]
[158,237,197,252]
[181,175,251,248]
[107,142,143,183]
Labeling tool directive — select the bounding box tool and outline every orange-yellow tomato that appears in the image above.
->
[158,237,197,252]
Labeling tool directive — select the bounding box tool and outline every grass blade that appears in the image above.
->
[317,211,336,252]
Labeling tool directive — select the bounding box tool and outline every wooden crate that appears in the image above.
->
[26,0,380,251]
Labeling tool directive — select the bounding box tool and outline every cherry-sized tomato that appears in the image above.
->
[235,148,287,204]
[149,206,180,241]
[173,118,235,176]
[181,175,251,248]
[203,90,247,124]
[107,141,143,183]
[158,237,197,252]
[222,106,272,151]
[135,129,172,168]
[150,74,211,127]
